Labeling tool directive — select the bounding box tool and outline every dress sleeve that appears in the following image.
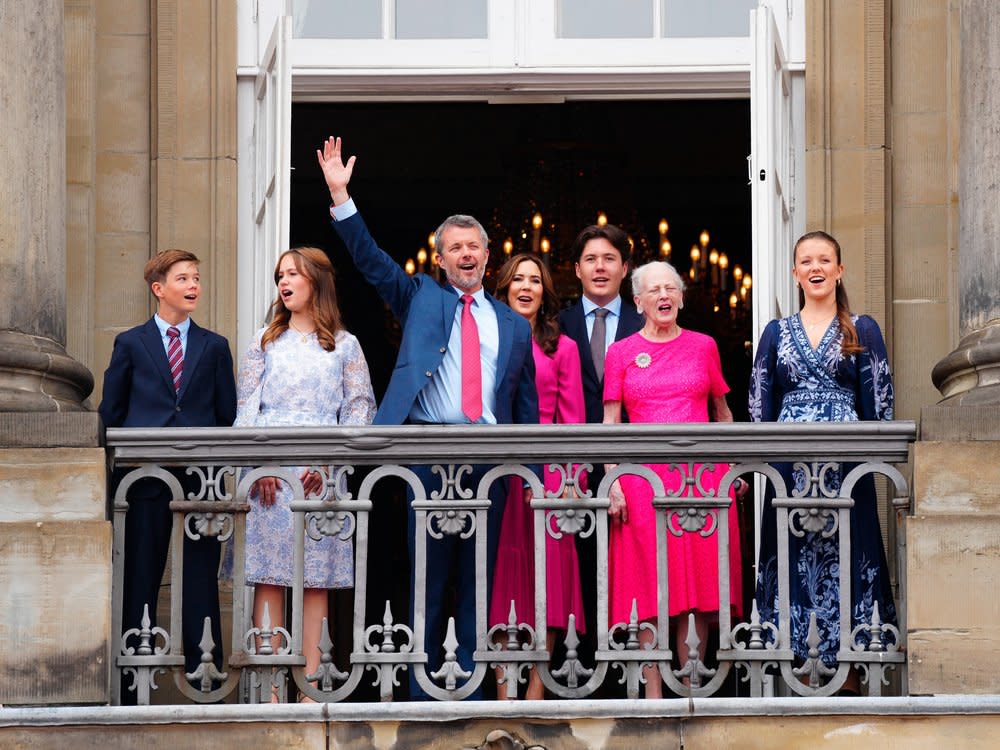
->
[233,331,265,427]
[603,339,626,404]
[554,337,587,426]
[338,335,377,426]
[706,335,730,399]
[856,315,894,421]
[748,319,780,423]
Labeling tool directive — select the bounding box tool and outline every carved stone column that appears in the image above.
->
[0,2,93,410]
[931,0,1000,405]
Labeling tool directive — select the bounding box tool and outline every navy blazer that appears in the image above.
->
[559,299,644,424]
[332,211,539,426]
[99,318,237,431]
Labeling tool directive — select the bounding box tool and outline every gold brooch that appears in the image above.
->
[635,353,651,368]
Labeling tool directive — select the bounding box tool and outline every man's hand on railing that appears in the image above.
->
[608,479,628,524]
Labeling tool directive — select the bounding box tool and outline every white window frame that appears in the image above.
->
[236,2,805,356]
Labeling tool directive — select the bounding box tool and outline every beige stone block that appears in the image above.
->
[96,152,150,233]
[891,205,951,300]
[67,184,95,366]
[96,0,150,35]
[826,2,866,148]
[894,112,950,206]
[96,33,150,153]
[913,442,1000,515]
[94,233,151,327]
[0,448,106,522]
[907,515,1000,629]
[153,158,212,250]
[908,627,1000,695]
[889,301,951,422]
[683,716,1000,748]
[65,1,95,185]
[892,1,949,115]
[0,723,326,749]
[0,521,110,704]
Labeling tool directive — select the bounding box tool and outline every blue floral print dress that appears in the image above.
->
[748,313,896,665]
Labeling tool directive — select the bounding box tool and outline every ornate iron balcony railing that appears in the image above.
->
[105,421,916,704]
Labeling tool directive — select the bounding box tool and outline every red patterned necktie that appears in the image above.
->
[166,326,183,393]
[460,294,482,423]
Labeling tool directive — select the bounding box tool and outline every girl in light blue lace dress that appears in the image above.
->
[235,246,375,694]
[749,231,896,692]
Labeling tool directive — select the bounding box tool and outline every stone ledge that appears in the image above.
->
[921,403,1000,441]
[0,412,102,448]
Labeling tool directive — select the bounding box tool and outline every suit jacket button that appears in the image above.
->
[439,347,446,353]
[425,371,433,377]
[175,406,181,412]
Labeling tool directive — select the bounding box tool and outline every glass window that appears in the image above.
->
[662,0,756,38]
[396,0,487,39]
[558,0,654,39]
[292,0,382,39]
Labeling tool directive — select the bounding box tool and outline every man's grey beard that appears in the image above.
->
[446,269,485,292]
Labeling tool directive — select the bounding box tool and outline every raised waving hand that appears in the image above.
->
[316,136,356,206]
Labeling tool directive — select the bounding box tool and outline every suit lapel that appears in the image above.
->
[179,321,207,401]
[138,319,177,396]
[440,285,459,341]
[617,301,643,341]
[491,298,513,391]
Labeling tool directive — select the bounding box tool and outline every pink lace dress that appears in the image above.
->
[604,329,742,624]
[490,335,587,631]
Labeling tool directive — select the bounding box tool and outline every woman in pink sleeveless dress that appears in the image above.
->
[604,260,743,698]
[490,252,587,700]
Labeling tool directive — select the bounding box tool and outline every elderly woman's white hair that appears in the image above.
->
[630,260,686,299]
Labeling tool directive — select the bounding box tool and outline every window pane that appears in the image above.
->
[292,0,382,39]
[558,0,653,39]
[396,0,487,39]
[662,0,755,38]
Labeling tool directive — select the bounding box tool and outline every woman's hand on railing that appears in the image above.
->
[301,468,324,498]
[608,479,628,524]
[252,477,278,507]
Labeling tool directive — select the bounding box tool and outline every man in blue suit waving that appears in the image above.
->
[318,137,539,699]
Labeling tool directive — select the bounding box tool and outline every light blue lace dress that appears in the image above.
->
[234,327,376,589]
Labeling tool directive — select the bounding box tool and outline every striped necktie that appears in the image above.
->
[166,326,183,393]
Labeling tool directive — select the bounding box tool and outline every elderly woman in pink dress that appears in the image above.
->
[603,260,743,698]
[490,252,587,700]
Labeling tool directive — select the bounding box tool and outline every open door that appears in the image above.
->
[250,14,292,331]
[750,4,795,348]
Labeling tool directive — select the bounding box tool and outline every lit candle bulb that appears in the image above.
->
[660,239,672,258]
[733,264,744,287]
[709,248,720,286]
[503,238,513,256]
[658,218,669,236]
[718,253,729,291]
[428,232,436,252]
[729,292,738,321]
[540,237,551,267]
[699,230,710,272]
[416,247,428,273]
[531,212,543,254]
[597,211,608,227]
[404,258,416,275]
[431,251,441,280]
[690,245,701,283]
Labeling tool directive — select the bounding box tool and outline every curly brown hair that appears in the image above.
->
[261,247,344,352]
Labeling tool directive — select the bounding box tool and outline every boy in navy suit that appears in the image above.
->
[100,249,237,703]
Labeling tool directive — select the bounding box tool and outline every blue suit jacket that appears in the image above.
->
[332,211,539,426]
[559,299,644,424]
[99,318,237,431]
